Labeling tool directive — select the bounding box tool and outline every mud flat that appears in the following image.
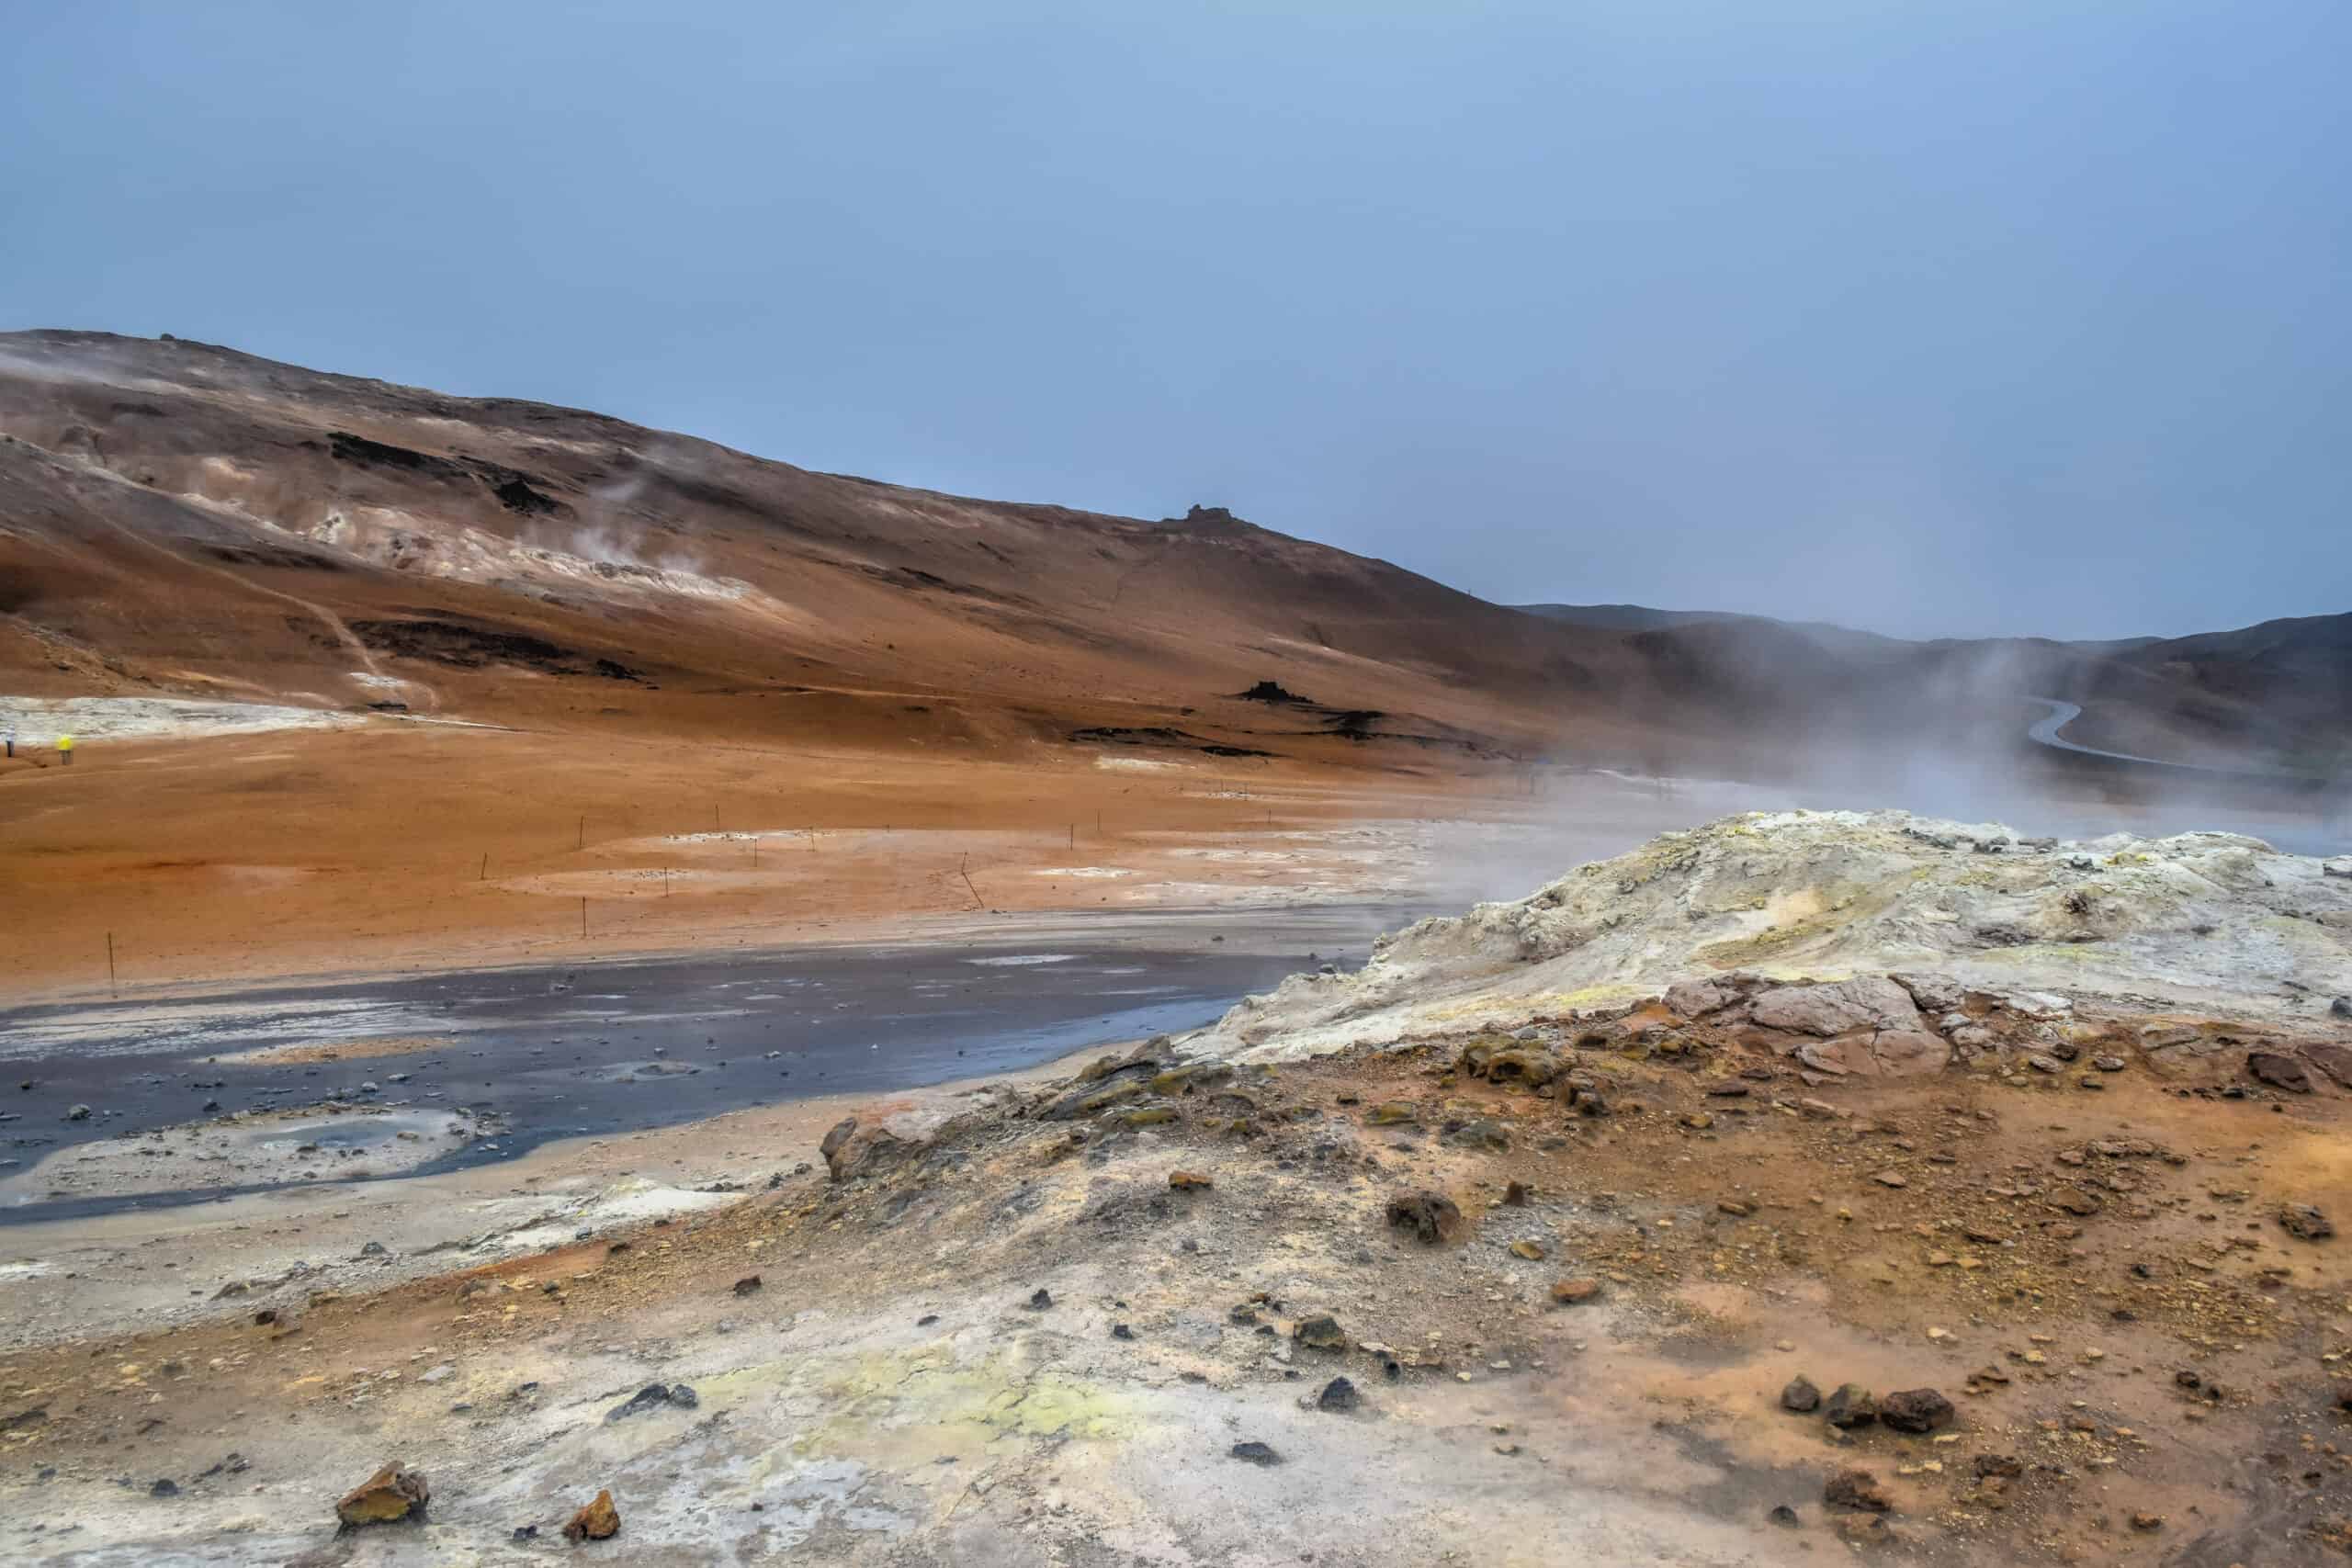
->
[0,908,1398,1219]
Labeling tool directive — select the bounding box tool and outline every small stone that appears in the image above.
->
[1824,1466,1891,1512]
[150,1478,179,1498]
[1768,1504,1799,1526]
[562,1489,619,1542]
[1782,1376,1821,1413]
[1973,1452,2023,1479]
[65,1104,91,1122]
[2093,1055,2125,1072]
[1385,1190,1462,1245]
[1228,1441,1282,1466]
[1871,1169,1907,1189]
[731,1275,763,1296]
[1023,1288,1054,1310]
[1823,1383,1878,1428]
[1881,1389,1953,1433]
[1502,1180,1530,1207]
[2129,1511,2162,1531]
[335,1461,429,1529]
[1293,1314,1345,1350]
[1111,1323,1135,1340]
[1169,1170,1213,1190]
[1316,1376,1360,1412]
[1444,1117,1510,1151]
[2279,1203,2334,1241]
[1679,1111,1713,1131]
[1550,1278,1601,1305]
[1509,1240,1545,1260]
[2050,1187,2102,1216]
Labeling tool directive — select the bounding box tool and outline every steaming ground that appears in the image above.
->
[1191,807,2352,1061]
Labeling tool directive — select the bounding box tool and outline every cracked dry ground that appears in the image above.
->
[5,997,2352,1565]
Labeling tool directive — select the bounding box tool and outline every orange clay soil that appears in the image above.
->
[0,719,1564,999]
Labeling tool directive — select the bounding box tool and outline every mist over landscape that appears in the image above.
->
[1,6,2347,1565]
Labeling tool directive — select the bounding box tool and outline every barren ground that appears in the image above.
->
[6,985,2351,1565]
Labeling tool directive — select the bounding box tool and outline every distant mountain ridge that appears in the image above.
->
[0,329,2340,777]
[1515,601,2166,657]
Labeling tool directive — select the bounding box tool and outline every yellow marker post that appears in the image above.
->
[57,733,75,766]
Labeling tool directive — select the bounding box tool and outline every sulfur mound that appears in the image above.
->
[1187,810,2352,1063]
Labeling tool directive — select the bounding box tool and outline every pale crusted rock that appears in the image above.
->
[1665,979,1737,1018]
[1891,972,1967,1012]
[1750,977,1927,1038]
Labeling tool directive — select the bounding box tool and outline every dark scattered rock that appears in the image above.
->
[1502,1180,1530,1207]
[1111,1323,1135,1340]
[1973,1453,2024,1479]
[357,1241,389,1258]
[1768,1504,1800,1527]
[731,1275,763,1297]
[1549,1278,1601,1305]
[1228,1441,1283,1466]
[2279,1203,2335,1241]
[2333,997,2352,1021]
[150,1478,179,1498]
[1024,1288,1054,1310]
[1823,1383,1878,1428]
[603,1384,695,1424]
[1385,1190,1462,1244]
[1457,1037,1563,1088]
[1881,1388,1953,1433]
[563,1488,620,1542]
[1293,1314,1345,1350]
[1442,1117,1510,1151]
[1781,1375,1821,1413]
[65,1104,91,1122]
[1316,1376,1361,1412]
[1824,1466,1891,1512]
[335,1461,429,1529]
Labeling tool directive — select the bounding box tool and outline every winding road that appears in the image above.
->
[2023,697,2194,769]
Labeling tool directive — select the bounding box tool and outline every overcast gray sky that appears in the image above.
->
[4,2,2345,639]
